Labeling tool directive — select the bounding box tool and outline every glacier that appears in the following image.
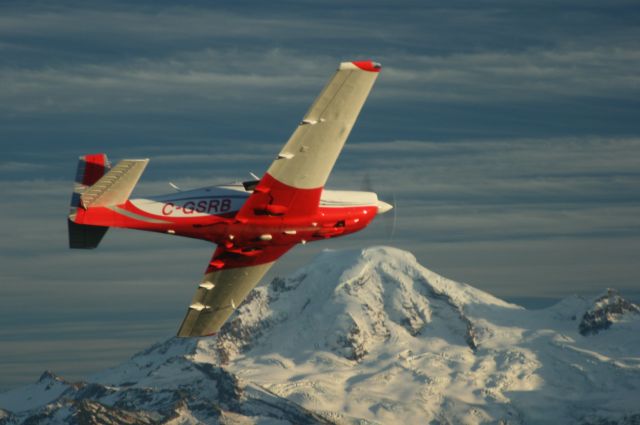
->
[1,246,639,425]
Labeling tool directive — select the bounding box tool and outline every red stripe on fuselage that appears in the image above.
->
[76,200,233,242]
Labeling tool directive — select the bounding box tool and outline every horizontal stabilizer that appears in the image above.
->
[80,159,149,208]
[68,219,109,249]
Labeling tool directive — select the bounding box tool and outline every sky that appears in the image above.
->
[1,0,639,391]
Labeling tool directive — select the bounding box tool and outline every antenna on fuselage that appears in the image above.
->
[243,172,261,191]
[169,182,182,191]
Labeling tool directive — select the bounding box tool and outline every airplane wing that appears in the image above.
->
[179,61,380,337]
[177,244,293,337]
[237,60,381,219]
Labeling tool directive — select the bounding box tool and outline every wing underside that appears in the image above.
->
[177,245,293,337]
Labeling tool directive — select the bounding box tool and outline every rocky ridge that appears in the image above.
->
[0,338,329,424]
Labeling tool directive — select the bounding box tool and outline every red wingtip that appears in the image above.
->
[352,60,382,72]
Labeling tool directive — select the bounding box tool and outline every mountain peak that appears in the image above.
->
[579,288,640,335]
[2,246,639,424]
[202,246,640,424]
[208,246,517,366]
[36,370,64,385]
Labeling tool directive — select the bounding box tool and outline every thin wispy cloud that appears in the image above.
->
[380,47,640,102]
[1,0,639,390]
[3,46,639,115]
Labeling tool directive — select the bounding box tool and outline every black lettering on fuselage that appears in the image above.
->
[183,201,195,214]
[208,199,220,213]
[159,198,233,215]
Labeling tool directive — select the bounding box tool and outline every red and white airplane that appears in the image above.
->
[68,60,391,337]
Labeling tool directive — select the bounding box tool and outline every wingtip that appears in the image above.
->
[340,60,382,72]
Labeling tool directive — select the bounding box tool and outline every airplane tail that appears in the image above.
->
[68,153,148,249]
[68,154,111,249]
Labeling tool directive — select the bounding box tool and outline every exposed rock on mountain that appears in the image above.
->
[579,288,640,335]
[0,339,329,424]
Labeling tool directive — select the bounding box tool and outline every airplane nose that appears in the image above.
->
[376,200,393,214]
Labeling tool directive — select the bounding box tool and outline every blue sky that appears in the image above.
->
[1,0,639,390]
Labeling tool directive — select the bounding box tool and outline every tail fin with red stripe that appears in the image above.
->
[68,153,110,249]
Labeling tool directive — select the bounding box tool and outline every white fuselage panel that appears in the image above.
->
[130,183,379,218]
[130,184,249,218]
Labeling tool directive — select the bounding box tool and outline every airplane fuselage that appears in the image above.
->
[73,182,383,252]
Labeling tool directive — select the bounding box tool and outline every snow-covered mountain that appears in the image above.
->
[0,339,328,424]
[2,246,639,425]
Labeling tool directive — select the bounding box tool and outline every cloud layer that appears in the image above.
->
[1,0,639,390]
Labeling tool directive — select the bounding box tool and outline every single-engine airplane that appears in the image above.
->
[68,60,391,337]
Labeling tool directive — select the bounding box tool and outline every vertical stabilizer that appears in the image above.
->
[69,153,111,218]
[68,153,110,249]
